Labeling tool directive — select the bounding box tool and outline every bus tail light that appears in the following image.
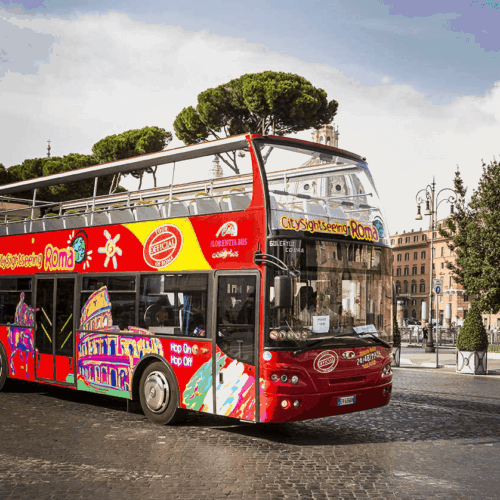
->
[281,399,290,409]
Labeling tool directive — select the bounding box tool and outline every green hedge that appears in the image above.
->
[456,301,489,351]
[488,345,500,353]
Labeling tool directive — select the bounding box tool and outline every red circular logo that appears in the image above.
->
[313,350,339,373]
[143,224,183,268]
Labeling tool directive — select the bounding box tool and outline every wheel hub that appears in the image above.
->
[144,371,170,413]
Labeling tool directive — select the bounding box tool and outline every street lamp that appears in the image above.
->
[415,177,456,353]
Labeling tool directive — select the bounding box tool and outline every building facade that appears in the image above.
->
[391,221,500,328]
[391,228,431,323]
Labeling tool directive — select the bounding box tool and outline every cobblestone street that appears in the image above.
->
[1,367,499,500]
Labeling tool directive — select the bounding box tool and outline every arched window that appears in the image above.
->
[397,254,402,262]
[411,281,417,294]
[420,280,425,292]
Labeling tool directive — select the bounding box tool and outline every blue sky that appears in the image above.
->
[1,0,499,232]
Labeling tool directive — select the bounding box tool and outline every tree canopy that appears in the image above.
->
[92,126,172,190]
[441,158,500,313]
[174,71,338,172]
[6,154,109,203]
[1,126,172,203]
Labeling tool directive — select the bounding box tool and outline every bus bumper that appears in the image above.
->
[259,381,392,423]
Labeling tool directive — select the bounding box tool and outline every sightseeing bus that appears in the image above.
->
[0,133,393,424]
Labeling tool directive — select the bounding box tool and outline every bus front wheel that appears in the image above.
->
[139,361,183,425]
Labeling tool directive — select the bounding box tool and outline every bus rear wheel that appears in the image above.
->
[139,361,183,425]
[0,345,7,391]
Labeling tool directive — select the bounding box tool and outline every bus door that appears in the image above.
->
[35,277,76,385]
[214,272,259,421]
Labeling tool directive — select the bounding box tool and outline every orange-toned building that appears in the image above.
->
[391,221,500,328]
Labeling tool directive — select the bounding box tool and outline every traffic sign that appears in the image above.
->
[432,278,443,295]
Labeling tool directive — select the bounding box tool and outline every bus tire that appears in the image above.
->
[0,344,7,391]
[139,361,182,425]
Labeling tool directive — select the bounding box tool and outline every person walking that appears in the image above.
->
[422,326,428,347]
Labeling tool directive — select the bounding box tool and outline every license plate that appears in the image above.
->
[337,395,356,406]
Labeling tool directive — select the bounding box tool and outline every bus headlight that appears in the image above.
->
[290,375,299,384]
[381,363,392,378]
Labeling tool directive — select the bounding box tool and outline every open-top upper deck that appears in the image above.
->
[0,134,389,246]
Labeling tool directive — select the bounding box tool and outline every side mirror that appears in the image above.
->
[274,276,292,308]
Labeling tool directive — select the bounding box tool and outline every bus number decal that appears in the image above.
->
[143,224,183,269]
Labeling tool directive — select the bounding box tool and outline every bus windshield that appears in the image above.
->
[254,138,390,247]
[265,239,392,349]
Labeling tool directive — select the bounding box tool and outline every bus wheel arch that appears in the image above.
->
[0,342,8,391]
[134,357,185,425]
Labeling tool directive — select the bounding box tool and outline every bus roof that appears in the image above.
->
[0,134,365,195]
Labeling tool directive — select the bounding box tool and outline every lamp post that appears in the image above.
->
[415,177,456,353]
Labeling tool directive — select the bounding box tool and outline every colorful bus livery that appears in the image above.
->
[0,133,393,424]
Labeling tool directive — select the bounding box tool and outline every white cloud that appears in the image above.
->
[1,9,499,235]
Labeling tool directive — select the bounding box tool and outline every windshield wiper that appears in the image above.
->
[358,332,391,349]
[293,337,339,356]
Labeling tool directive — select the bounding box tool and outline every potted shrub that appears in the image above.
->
[456,300,488,374]
[391,311,401,367]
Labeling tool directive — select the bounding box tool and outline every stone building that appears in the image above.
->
[391,221,500,328]
[390,228,431,324]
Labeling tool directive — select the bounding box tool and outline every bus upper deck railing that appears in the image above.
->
[0,136,380,236]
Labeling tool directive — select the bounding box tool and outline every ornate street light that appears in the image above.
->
[415,177,457,353]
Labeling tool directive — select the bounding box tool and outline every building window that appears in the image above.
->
[396,282,401,294]
[414,235,418,242]
[404,281,408,293]
[422,234,427,241]
[397,253,402,262]
[421,251,426,259]
[412,266,417,275]
[441,262,444,269]
[412,299,417,306]
[398,238,402,244]
[411,281,417,294]
[421,265,425,274]
[405,253,410,261]
[396,268,401,276]
[464,294,469,302]
[441,247,444,256]
[391,239,395,245]
[413,251,418,260]
[420,281,425,292]
[404,267,409,276]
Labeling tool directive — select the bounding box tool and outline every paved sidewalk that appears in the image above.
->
[395,346,500,375]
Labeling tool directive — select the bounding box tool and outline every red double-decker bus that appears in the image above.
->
[0,134,393,424]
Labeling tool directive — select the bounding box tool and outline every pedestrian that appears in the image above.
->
[422,327,428,346]
[413,324,419,344]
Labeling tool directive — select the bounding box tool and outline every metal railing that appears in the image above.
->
[400,326,500,346]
